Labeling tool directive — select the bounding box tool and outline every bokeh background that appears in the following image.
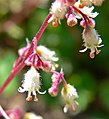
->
[0,0,109,119]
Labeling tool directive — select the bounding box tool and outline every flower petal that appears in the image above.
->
[79,48,87,52]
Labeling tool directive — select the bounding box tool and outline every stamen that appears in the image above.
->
[52,21,58,27]
[26,96,33,101]
[96,49,101,55]
[90,53,95,59]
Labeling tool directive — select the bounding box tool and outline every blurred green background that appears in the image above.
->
[0,0,109,119]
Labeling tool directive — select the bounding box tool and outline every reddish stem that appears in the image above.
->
[71,6,89,24]
[35,13,52,41]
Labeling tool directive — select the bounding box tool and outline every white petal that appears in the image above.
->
[63,105,68,113]
[98,37,102,44]
[63,104,70,113]
[90,12,99,18]
[18,87,25,93]
[51,57,59,61]
[79,48,87,52]
[37,90,46,94]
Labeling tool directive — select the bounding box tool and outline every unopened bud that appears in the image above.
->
[52,17,58,27]
[80,19,86,28]
[52,21,58,27]
[48,86,58,96]
[67,14,77,27]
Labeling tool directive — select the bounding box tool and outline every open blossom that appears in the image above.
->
[37,45,59,70]
[48,0,68,25]
[37,45,58,62]
[74,2,98,19]
[80,6,98,18]
[80,26,103,58]
[61,84,78,113]
[18,66,46,101]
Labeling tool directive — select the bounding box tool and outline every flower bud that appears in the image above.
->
[80,19,86,28]
[48,86,58,97]
[67,14,77,27]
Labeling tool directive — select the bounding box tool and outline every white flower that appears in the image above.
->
[37,45,59,62]
[37,45,59,70]
[18,66,46,101]
[61,84,79,113]
[48,0,67,23]
[80,6,98,18]
[80,26,104,58]
[74,1,98,19]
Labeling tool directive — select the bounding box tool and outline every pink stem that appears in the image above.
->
[35,13,52,41]
[13,49,27,69]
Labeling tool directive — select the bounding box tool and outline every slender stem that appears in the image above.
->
[35,13,52,41]
[0,105,10,119]
[50,69,67,85]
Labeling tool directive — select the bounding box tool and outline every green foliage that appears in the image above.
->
[0,51,18,96]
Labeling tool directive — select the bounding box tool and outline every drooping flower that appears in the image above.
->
[74,1,98,19]
[18,66,46,101]
[48,0,68,25]
[80,26,104,58]
[61,84,78,113]
[37,45,59,70]
[37,45,58,61]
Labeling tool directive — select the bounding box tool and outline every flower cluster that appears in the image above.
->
[49,0,104,58]
[0,0,104,115]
